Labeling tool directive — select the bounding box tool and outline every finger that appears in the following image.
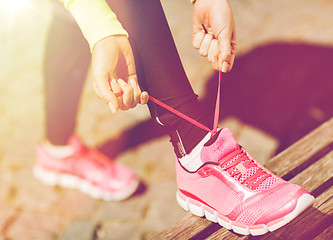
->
[116,37,137,83]
[207,39,219,68]
[140,91,149,105]
[110,79,124,110]
[192,31,205,49]
[217,28,233,72]
[199,33,213,57]
[95,73,118,113]
[93,80,117,112]
[228,39,237,71]
[118,79,134,109]
[130,78,142,106]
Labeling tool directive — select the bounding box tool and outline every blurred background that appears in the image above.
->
[0,0,332,239]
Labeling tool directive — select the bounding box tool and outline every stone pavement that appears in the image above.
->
[1,0,332,239]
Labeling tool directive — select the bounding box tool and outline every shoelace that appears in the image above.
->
[220,148,271,190]
[149,71,222,136]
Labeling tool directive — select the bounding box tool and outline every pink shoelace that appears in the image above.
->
[219,149,271,190]
[149,71,222,137]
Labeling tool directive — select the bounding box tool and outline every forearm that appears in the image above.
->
[59,0,128,51]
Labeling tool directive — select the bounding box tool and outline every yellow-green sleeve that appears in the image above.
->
[59,0,128,51]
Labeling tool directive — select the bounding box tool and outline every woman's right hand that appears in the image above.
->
[192,0,236,73]
[91,35,149,113]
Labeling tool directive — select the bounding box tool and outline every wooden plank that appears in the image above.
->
[313,224,333,240]
[207,231,252,240]
[289,150,333,192]
[151,213,212,240]
[265,117,333,178]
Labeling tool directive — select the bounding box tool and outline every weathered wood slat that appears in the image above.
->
[313,224,333,240]
[152,214,212,240]
[154,118,333,239]
[207,231,253,240]
[289,151,333,192]
[265,117,333,178]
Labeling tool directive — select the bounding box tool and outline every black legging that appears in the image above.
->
[44,1,90,145]
[44,0,212,156]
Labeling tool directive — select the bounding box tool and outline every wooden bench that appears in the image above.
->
[154,117,333,240]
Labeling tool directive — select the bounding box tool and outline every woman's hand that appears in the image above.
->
[192,0,237,72]
[91,35,148,113]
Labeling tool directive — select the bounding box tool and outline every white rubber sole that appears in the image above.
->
[176,190,315,236]
[33,165,139,201]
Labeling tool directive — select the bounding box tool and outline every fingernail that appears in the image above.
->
[143,92,149,102]
[111,79,117,84]
[130,79,137,88]
[222,62,229,73]
[108,102,116,113]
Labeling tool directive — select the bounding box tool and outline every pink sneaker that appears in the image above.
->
[34,135,139,201]
[176,128,315,236]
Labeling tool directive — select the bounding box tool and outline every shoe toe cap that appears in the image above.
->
[237,184,312,226]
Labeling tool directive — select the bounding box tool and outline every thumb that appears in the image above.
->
[217,27,233,72]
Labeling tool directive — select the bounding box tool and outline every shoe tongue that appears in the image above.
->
[201,128,239,163]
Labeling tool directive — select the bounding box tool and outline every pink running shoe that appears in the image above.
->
[34,135,139,201]
[176,128,315,236]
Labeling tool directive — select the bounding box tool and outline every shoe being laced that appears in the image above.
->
[176,128,315,236]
